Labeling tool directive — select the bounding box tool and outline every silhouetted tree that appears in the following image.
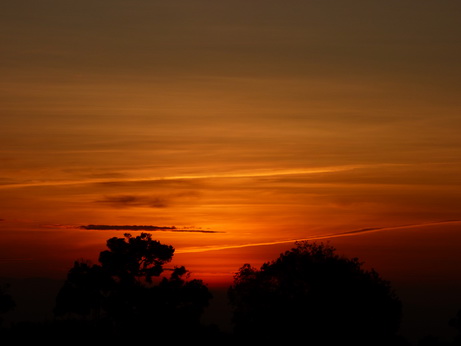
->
[54,233,212,339]
[228,241,403,345]
[0,284,15,328]
[0,284,15,315]
[450,309,461,345]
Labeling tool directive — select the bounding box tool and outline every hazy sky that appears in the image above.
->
[1,1,461,322]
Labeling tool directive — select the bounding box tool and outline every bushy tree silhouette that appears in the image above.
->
[54,233,212,340]
[228,241,403,345]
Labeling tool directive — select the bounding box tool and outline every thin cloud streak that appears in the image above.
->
[0,164,375,189]
[80,224,223,233]
[176,220,461,254]
[96,195,169,209]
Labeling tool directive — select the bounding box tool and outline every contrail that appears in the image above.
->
[175,220,461,254]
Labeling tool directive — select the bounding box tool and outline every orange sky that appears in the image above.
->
[1,0,461,313]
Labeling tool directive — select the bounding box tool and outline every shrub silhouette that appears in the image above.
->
[54,233,212,339]
[228,241,403,345]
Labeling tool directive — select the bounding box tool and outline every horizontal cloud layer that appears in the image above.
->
[79,224,222,233]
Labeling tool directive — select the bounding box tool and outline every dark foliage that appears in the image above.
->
[53,233,212,339]
[228,241,403,345]
[0,284,15,315]
[0,283,15,331]
[450,309,461,345]
[3,237,461,344]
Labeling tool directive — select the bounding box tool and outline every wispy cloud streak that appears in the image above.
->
[176,220,461,253]
[96,195,168,208]
[0,165,368,189]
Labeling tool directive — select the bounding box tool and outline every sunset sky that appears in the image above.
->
[1,0,461,339]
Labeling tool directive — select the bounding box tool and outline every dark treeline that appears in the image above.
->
[1,233,460,345]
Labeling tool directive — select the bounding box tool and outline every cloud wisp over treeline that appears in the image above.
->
[176,220,461,253]
[79,224,222,233]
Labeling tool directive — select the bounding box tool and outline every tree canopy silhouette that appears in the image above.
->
[0,283,15,329]
[54,233,212,339]
[0,284,15,316]
[450,309,461,345]
[228,241,403,345]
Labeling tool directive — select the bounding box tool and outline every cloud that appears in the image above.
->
[176,220,461,253]
[95,192,200,209]
[335,220,461,238]
[0,165,364,189]
[96,195,168,208]
[79,224,222,233]
[40,224,79,230]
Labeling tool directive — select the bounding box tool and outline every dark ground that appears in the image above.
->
[1,276,460,344]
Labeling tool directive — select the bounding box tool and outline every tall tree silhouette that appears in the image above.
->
[228,241,403,345]
[54,233,212,339]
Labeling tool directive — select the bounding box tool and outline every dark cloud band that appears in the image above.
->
[79,224,222,233]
